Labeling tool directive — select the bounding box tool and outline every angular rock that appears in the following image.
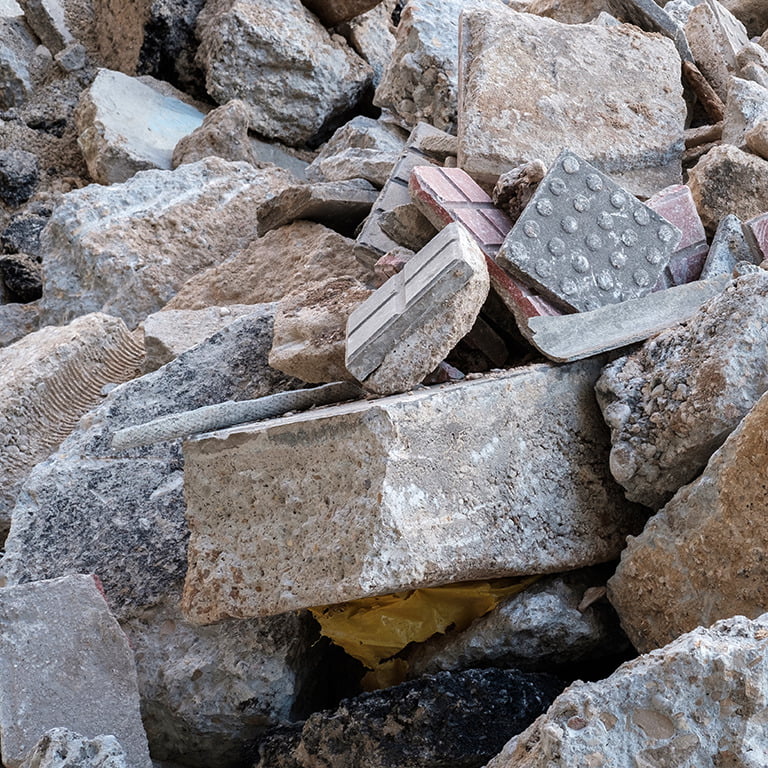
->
[301,0,381,27]
[609,387,768,652]
[0,0,22,15]
[524,275,730,363]
[19,729,128,768]
[700,212,758,277]
[722,0,768,35]
[606,0,694,61]
[373,247,413,285]
[742,210,768,261]
[269,277,371,384]
[527,0,607,24]
[687,143,768,233]
[736,41,768,89]
[487,613,768,767]
[0,252,42,301]
[181,359,643,622]
[0,312,144,531]
[39,158,295,329]
[0,301,40,347]
[405,568,630,678]
[75,69,205,185]
[0,575,151,768]
[0,18,35,109]
[172,99,256,168]
[377,203,436,252]
[492,161,546,222]
[255,179,378,237]
[458,8,686,197]
[596,271,768,507]
[165,221,370,310]
[339,0,396,87]
[498,151,680,312]
[374,0,497,134]
[0,148,38,206]
[196,0,372,146]
[721,76,768,148]
[346,223,489,394]
[308,148,399,187]
[254,669,564,768]
[745,117,768,158]
[17,0,73,53]
[142,304,264,372]
[0,203,51,257]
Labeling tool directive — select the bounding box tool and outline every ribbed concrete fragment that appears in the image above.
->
[181,359,643,622]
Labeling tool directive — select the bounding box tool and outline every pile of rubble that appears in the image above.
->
[2,0,768,765]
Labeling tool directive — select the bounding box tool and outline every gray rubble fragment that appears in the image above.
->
[700,213,759,278]
[18,729,128,768]
[721,76,768,147]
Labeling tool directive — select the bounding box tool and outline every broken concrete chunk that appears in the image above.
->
[255,179,378,237]
[700,213,758,277]
[687,143,768,233]
[458,8,686,197]
[498,151,680,312]
[345,222,489,394]
[339,0,396,87]
[745,117,768,158]
[0,575,151,768]
[196,0,372,146]
[17,0,73,53]
[19,729,128,768]
[0,313,144,533]
[487,613,768,767]
[75,69,205,184]
[606,0,694,61]
[722,0,768,36]
[0,18,36,108]
[373,247,414,285]
[736,42,768,89]
[301,0,381,27]
[181,359,643,622]
[721,76,768,148]
[269,277,372,384]
[609,387,768,653]
[525,275,730,363]
[0,148,38,206]
[492,160,546,222]
[596,271,768,507]
[0,302,40,347]
[377,203,437,252]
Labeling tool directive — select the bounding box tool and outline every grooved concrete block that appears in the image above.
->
[75,69,205,185]
[0,575,151,768]
[346,222,489,393]
[181,359,644,622]
[458,8,686,198]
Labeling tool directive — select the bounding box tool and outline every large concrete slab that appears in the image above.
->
[181,359,644,623]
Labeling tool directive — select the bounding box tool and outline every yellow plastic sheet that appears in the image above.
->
[310,576,538,688]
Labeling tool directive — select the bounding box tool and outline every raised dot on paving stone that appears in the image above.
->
[562,156,580,174]
[645,246,663,265]
[610,192,626,209]
[524,221,541,238]
[633,208,650,226]
[573,195,591,212]
[597,271,614,290]
[634,268,650,287]
[549,178,566,196]
[561,216,578,234]
[610,252,627,269]
[657,225,675,243]
[548,237,566,256]
[508,242,529,262]
[621,230,638,247]
[536,259,553,277]
[536,199,554,216]
[561,277,577,294]
[572,254,590,273]
[586,174,603,191]
[585,233,602,251]
[597,212,614,231]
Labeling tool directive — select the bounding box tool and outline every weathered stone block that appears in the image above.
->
[458,8,686,197]
[0,575,151,768]
[742,210,768,261]
[700,212,759,278]
[721,76,768,148]
[181,359,643,622]
[0,18,35,109]
[18,729,128,768]
[17,0,73,53]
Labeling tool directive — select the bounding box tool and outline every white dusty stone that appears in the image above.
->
[39,158,296,329]
[75,69,205,184]
[346,222,490,394]
[0,313,144,532]
[737,42,768,89]
[0,0,22,15]
[19,729,127,768]
[0,17,36,108]
[181,359,644,622]
[0,575,151,768]
[486,613,768,768]
[608,387,768,653]
[721,76,768,148]
[142,304,263,373]
[196,0,372,146]
[458,8,686,197]
[17,0,72,53]
[596,272,768,508]
[374,0,499,134]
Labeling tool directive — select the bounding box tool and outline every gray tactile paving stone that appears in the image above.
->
[497,151,681,312]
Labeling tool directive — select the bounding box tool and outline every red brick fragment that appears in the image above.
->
[743,212,768,262]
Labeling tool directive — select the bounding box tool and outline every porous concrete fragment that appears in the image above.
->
[685,0,749,101]
[458,8,686,197]
[0,312,144,531]
[609,388,768,652]
[0,18,35,108]
[700,213,758,277]
[721,76,768,148]
[181,359,643,621]
[166,221,370,311]
[487,613,768,767]
[17,0,73,53]
[492,161,546,222]
[0,575,151,768]
[19,729,127,768]
[405,569,629,677]
[687,143,768,233]
[254,669,563,768]
[374,0,498,134]
[39,158,295,329]
[606,0,693,60]
[196,0,372,146]
[75,69,205,184]
[346,222,489,394]
[745,118,768,158]
[524,275,730,362]
[269,277,371,384]
[596,271,768,508]
[142,304,263,372]
[301,0,381,27]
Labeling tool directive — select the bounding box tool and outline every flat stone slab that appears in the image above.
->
[525,275,731,362]
[606,0,693,60]
[497,151,681,312]
[0,575,151,768]
[181,359,644,622]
